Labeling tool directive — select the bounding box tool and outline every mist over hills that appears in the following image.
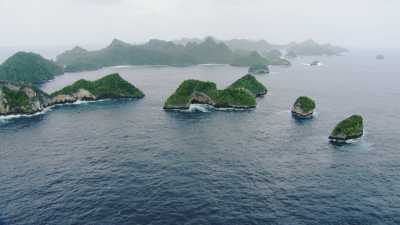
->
[57,37,345,73]
[56,37,291,72]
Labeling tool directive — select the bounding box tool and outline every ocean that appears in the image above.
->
[1,50,400,225]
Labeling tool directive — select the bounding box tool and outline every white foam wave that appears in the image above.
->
[187,104,213,112]
[0,99,117,122]
[0,106,54,122]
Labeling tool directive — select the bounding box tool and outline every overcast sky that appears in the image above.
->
[0,0,399,50]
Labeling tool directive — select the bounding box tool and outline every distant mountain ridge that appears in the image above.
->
[175,37,348,56]
[56,37,288,72]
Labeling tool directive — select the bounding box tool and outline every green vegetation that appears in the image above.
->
[164,80,218,108]
[163,79,257,109]
[57,38,233,72]
[0,52,63,83]
[56,38,280,72]
[330,115,364,140]
[294,96,316,112]
[52,73,144,99]
[229,74,267,96]
[214,88,256,108]
[2,86,30,109]
[0,82,51,115]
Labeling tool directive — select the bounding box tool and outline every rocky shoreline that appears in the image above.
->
[0,73,144,116]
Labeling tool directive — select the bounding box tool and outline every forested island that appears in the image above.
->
[163,74,266,110]
[176,38,348,57]
[0,52,63,83]
[56,37,290,72]
[0,73,144,116]
[0,37,346,84]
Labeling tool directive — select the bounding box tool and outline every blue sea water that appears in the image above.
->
[1,50,400,225]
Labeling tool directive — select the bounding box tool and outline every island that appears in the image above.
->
[0,73,144,116]
[0,81,51,115]
[287,39,348,56]
[56,37,289,72]
[309,61,320,66]
[51,73,144,104]
[163,74,267,110]
[376,54,384,60]
[291,96,316,119]
[220,38,347,57]
[0,52,64,84]
[329,115,364,143]
[228,74,267,97]
[248,64,269,74]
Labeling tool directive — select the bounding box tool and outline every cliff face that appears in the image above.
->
[329,115,364,142]
[0,73,144,116]
[163,75,266,110]
[0,82,51,115]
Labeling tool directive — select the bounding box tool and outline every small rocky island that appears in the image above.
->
[376,54,384,60]
[291,96,316,119]
[248,64,269,74]
[0,73,144,116]
[163,74,266,110]
[310,61,320,66]
[329,115,364,143]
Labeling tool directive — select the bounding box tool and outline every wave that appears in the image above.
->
[0,99,118,123]
[171,104,255,113]
[0,106,54,122]
[187,104,213,112]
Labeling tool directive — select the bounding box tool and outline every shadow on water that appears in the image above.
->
[328,137,371,152]
[291,115,315,125]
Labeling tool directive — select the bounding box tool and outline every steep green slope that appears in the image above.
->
[0,52,63,83]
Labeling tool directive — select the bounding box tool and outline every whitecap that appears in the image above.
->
[0,106,54,122]
[187,104,213,112]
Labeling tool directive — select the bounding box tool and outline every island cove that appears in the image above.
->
[0,74,144,116]
[163,74,267,110]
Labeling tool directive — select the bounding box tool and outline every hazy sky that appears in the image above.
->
[0,0,399,49]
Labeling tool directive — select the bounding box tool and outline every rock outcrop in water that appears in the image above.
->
[376,54,384,60]
[329,115,364,143]
[0,81,51,115]
[163,79,257,110]
[0,73,144,116]
[229,74,267,97]
[310,61,320,66]
[248,64,269,74]
[291,96,316,119]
